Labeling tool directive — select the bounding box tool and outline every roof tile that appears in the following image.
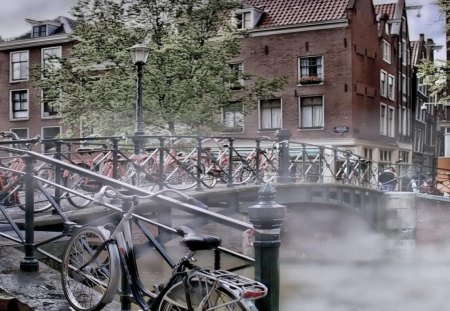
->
[245,0,350,28]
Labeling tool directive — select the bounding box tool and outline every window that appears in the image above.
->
[387,74,395,100]
[418,77,427,95]
[382,40,391,63]
[380,104,394,137]
[399,150,409,163]
[228,63,244,89]
[398,106,408,136]
[234,11,251,30]
[299,56,323,84]
[414,128,423,152]
[42,47,62,72]
[42,127,61,153]
[380,70,387,97]
[10,128,28,139]
[299,96,324,128]
[10,90,29,120]
[42,89,60,118]
[10,51,29,81]
[259,98,281,130]
[416,99,426,122]
[33,25,47,37]
[379,149,392,162]
[402,39,407,65]
[222,101,243,132]
[364,148,373,160]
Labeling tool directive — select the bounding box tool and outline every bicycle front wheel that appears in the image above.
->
[61,226,119,311]
[159,281,251,311]
[65,172,97,208]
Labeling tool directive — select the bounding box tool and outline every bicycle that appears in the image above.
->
[0,132,52,213]
[60,185,267,311]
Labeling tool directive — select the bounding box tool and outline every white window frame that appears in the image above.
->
[41,89,61,119]
[228,62,244,89]
[380,103,394,137]
[387,74,395,100]
[414,128,423,152]
[416,99,426,122]
[298,96,324,129]
[402,39,407,65]
[233,10,252,30]
[298,56,323,84]
[380,70,387,98]
[382,40,391,63]
[10,89,29,120]
[10,50,29,82]
[10,128,29,139]
[258,98,282,130]
[41,126,61,153]
[379,149,392,163]
[42,46,62,73]
[33,24,47,37]
[221,101,244,132]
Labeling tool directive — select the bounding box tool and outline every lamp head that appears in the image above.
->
[128,44,150,65]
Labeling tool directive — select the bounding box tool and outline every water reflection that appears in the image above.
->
[280,205,450,311]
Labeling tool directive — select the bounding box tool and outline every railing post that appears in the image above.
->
[248,183,286,311]
[158,137,165,190]
[195,137,203,191]
[319,146,324,183]
[20,156,39,272]
[227,138,234,187]
[255,137,262,185]
[275,129,291,183]
[54,140,63,207]
[112,138,119,180]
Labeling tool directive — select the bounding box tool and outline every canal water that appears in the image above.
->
[7,202,450,311]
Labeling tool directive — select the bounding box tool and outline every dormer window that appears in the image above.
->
[235,11,252,30]
[33,25,47,37]
[232,8,263,31]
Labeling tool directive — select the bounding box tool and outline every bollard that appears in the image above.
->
[275,129,291,183]
[20,156,39,272]
[248,182,286,311]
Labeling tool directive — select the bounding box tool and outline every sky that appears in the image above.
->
[0,0,447,60]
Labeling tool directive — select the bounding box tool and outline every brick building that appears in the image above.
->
[223,0,430,165]
[0,16,76,151]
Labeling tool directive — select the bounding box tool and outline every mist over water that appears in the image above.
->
[280,204,450,311]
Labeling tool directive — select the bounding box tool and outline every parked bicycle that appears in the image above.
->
[60,185,267,311]
[0,132,52,213]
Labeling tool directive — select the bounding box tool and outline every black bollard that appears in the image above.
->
[20,156,39,272]
[248,182,286,311]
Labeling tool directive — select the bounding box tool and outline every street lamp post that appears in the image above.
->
[128,43,150,154]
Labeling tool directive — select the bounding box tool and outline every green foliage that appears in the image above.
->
[31,0,286,136]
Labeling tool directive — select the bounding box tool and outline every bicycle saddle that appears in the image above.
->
[176,226,221,251]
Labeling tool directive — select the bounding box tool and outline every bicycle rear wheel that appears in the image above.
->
[65,172,97,208]
[61,226,119,311]
[159,281,251,311]
[164,162,198,190]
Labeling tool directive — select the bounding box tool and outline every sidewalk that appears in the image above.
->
[0,244,120,311]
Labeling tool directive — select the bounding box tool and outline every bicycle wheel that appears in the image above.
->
[65,172,97,208]
[159,281,251,311]
[61,226,119,311]
[31,167,55,212]
[164,162,198,190]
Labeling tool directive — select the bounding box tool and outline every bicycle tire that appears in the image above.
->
[200,164,217,188]
[61,226,119,311]
[159,280,253,311]
[164,163,198,190]
[65,172,96,208]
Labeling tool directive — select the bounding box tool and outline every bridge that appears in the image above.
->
[0,134,449,310]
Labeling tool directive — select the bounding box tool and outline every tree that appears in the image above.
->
[32,0,286,136]
[416,0,449,103]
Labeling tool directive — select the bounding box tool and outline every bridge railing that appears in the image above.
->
[0,142,257,273]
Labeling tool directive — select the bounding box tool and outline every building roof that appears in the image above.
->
[244,0,350,28]
[11,16,76,40]
[373,3,396,19]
